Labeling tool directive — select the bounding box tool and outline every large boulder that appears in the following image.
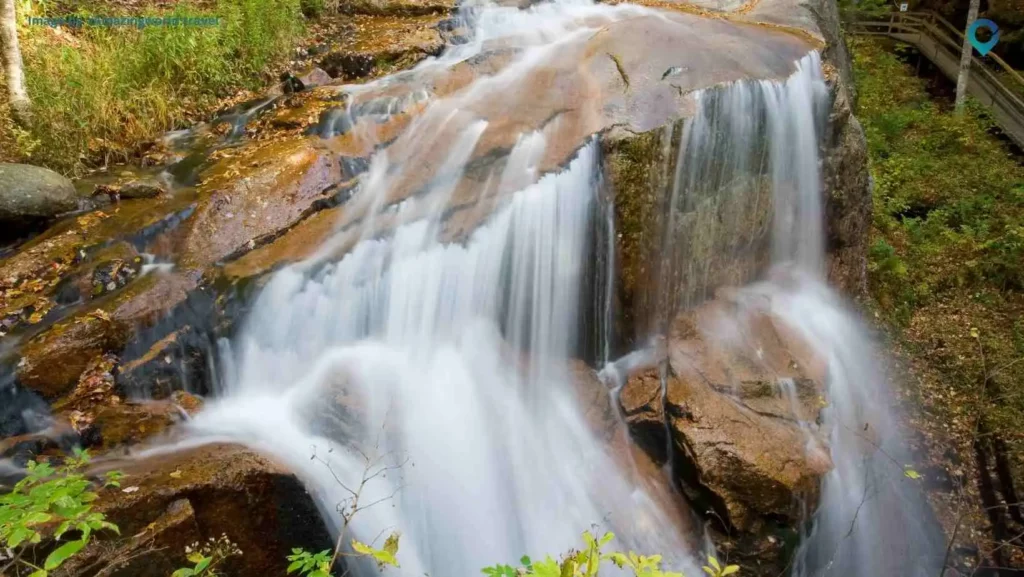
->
[0,163,78,228]
[54,443,333,577]
[618,292,833,575]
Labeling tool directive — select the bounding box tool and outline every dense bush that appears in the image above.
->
[855,39,1024,322]
[854,37,1024,501]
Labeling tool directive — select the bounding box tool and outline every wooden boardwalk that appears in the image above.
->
[849,11,1024,148]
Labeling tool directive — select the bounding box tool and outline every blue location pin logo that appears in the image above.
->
[968,19,1000,57]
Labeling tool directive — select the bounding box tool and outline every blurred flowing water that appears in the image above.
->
[168,1,944,575]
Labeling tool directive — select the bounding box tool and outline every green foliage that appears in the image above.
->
[352,532,400,569]
[480,531,726,577]
[837,0,890,20]
[854,38,1024,321]
[286,548,332,577]
[855,37,1024,487]
[285,532,398,577]
[17,0,305,173]
[0,449,121,576]
[172,534,242,577]
[701,556,739,577]
[284,530,725,577]
[299,0,327,19]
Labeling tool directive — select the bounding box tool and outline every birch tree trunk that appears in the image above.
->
[0,0,31,126]
[954,0,981,113]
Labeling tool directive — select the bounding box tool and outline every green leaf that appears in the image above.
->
[28,570,47,577]
[721,566,740,576]
[520,555,532,567]
[530,557,561,577]
[287,560,304,573]
[904,468,922,480]
[9,526,35,548]
[44,538,87,570]
[603,552,629,569]
[24,512,53,526]
[172,569,195,577]
[352,539,399,568]
[187,552,206,564]
[582,531,595,549]
[55,520,73,539]
[708,556,721,571]
[194,556,212,573]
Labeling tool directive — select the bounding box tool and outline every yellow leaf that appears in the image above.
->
[169,470,183,479]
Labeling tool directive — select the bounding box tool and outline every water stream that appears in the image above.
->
[164,0,945,575]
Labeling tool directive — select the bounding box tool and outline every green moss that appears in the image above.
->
[604,129,665,303]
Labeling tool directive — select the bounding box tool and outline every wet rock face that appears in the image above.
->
[16,314,130,399]
[602,127,774,347]
[817,0,872,296]
[317,15,446,80]
[81,242,144,299]
[179,138,343,269]
[0,163,78,234]
[619,294,832,574]
[56,444,333,577]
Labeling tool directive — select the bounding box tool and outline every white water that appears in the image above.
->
[194,143,696,576]
[653,47,944,577]
[171,2,944,576]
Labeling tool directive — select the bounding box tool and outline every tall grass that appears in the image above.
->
[18,0,304,174]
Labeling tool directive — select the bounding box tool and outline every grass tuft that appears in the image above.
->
[15,0,305,174]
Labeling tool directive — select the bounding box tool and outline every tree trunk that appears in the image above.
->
[0,0,31,126]
[954,0,981,113]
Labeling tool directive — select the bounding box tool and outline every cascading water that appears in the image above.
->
[192,143,698,576]
[643,47,945,577]
[180,3,706,573]
[151,2,945,576]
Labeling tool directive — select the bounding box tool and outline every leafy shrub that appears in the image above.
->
[0,449,122,577]
[481,531,738,577]
[854,38,1024,311]
[855,37,1024,499]
[283,530,735,577]
[285,533,398,577]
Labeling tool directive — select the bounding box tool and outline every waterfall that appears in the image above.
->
[191,143,697,576]
[168,1,944,575]
[649,51,945,577]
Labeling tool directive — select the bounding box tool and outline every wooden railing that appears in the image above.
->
[847,11,1024,145]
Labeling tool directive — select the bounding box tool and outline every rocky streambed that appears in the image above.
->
[0,0,886,574]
